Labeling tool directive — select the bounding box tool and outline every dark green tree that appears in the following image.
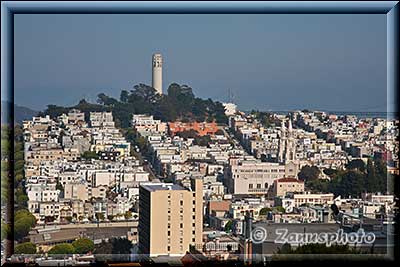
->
[15,242,37,254]
[298,165,320,181]
[72,238,95,254]
[346,159,366,172]
[48,243,75,255]
[111,237,133,254]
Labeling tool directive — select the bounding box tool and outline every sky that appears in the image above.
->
[13,14,388,112]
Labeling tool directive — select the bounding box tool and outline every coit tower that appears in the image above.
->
[152,53,163,94]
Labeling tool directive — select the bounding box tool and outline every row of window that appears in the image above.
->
[248,183,269,189]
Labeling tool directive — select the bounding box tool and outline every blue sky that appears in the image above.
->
[14,14,387,112]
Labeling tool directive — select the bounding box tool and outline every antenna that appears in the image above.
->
[227,89,235,104]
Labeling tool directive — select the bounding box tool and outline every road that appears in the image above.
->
[132,150,157,181]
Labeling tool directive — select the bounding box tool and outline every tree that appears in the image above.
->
[374,158,388,194]
[16,194,29,208]
[111,237,133,254]
[94,240,112,254]
[274,206,285,213]
[15,242,36,254]
[14,220,31,241]
[1,220,10,241]
[277,243,292,254]
[14,209,36,241]
[279,243,360,254]
[72,238,95,254]
[335,170,365,198]
[298,165,320,181]
[366,158,379,193]
[259,207,272,215]
[323,168,337,177]
[120,90,129,103]
[95,213,105,221]
[346,159,366,172]
[48,243,75,255]
[224,220,233,232]
[330,204,340,216]
[81,151,98,160]
[124,211,132,220]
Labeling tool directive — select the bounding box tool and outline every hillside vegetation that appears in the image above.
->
[41,83,228,128]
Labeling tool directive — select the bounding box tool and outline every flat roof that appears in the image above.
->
[140,183,187,192]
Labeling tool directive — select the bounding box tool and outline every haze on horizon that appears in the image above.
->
[13,14,389,113]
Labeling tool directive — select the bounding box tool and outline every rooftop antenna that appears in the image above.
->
[227,88,235,104]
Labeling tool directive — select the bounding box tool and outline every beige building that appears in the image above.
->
[138,179,203,257]
[272,177,305,197]
[25,147,80,165]
[225,158,298,195]
[64,183,89,201]
[293,193,334,207]
[131,114,167,136]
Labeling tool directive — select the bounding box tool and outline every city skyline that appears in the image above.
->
[13,14,389,112]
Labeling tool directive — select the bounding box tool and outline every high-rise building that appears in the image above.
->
[138,179,203,257]
[152,53,163,95]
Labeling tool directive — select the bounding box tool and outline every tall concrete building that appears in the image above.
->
[138,178,203,257]
[152,53,163,95]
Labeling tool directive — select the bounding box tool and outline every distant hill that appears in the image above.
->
[1,101,39,125]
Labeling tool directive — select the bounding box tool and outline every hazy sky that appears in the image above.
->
[14,14,387,112]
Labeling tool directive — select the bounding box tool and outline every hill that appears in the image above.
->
[42,83,228,128]
[1,101,39,125]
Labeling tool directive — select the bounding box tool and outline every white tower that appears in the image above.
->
[152,53,163,95]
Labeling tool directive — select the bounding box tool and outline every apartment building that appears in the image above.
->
[292,193,334,207]
[138,179,203,257]
[132,114,167,136]
[272,177,305,197]
[225,158,297,195]
[89,112,115,128]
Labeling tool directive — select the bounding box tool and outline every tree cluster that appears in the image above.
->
[43,83,228,128]
[250,110,275,128]
[94,237,133,254]
[47,238,95,255]
[14,209,36,241]
[306,158,390,197]
[298,165,321,181]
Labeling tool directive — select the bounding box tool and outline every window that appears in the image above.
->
[180,200,183,205]
[265,183,268,188]
[168,231,170,236]
[180,223,183,228]
[167,246,170,251]
[249,184,253,189]
[257,184,261,189]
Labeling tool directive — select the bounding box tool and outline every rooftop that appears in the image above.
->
[140,183,187,192]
